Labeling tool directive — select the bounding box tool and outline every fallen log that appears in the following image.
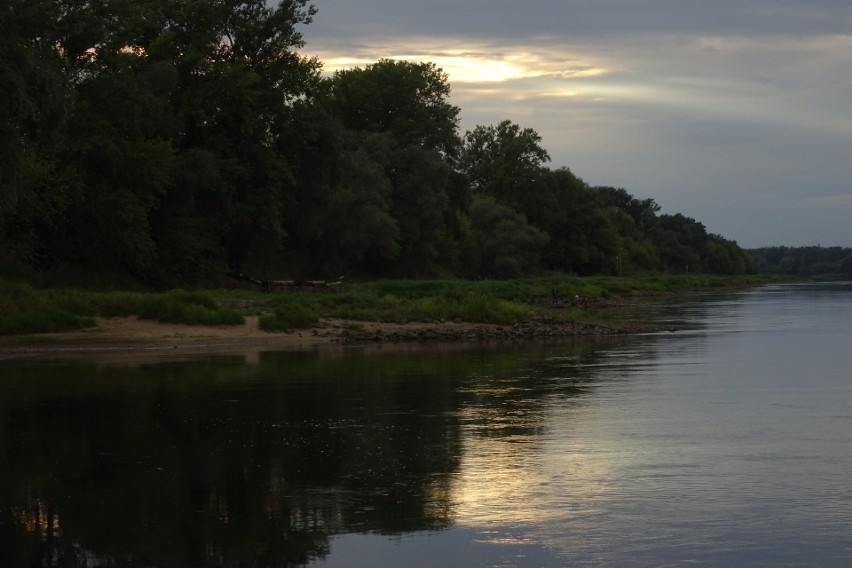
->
[230,272,344,291]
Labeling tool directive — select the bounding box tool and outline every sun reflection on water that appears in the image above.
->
[452,388,616,536]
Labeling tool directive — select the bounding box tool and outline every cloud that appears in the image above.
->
[312,30,852,132]
[314,38,612,82]
[309,0,852,41]
[303,0,852,246]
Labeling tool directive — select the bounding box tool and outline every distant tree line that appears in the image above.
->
[1,0,753,286]
[749,247,852,279]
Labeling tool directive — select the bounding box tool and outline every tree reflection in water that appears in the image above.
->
[0,339,622,567]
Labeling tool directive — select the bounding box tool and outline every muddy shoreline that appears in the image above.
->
[0,312,661,360]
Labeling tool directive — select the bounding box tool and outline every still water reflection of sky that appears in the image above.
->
[2,283,852,567]
[320,283,852,566]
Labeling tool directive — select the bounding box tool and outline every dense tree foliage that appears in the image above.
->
[749,246,852,278]
[1,0,754,285]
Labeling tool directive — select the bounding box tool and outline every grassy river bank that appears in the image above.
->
[0,274,784,355]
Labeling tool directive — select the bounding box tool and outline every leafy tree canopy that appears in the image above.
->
[328,59,460,157]
[0,0,755,284]
[459,119,550,202]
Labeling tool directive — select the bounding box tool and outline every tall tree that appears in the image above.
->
[325,59,463,276]
[5,0,321,280]
[648,213,707,273]
[158,0,320,275]
[462,195,548,278]
[329,59,461,157]
[595,186,660,231]
[283,129,401,277]
[704,234,750,275]
[0,0,68,262]
[537,169,621,275]
[1,2,755,282]
[594,185,661,272]
[459,119,550,207]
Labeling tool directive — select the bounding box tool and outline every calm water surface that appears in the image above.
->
[1,282,851,566]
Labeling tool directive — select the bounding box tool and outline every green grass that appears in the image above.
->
[0,307,96,335]
[135,290,243,325]
[258,283,534,325]
[0,283,245,335]
[259,299,320,331]
[0,274,782,336]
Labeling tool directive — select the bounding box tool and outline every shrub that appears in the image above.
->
[377,294,400,309]
[93,291,145,317]
[167,289,218,310]
[454,294,529,324]
[136,291,243,325]
[0,307,95,334]
[260,302,319,331]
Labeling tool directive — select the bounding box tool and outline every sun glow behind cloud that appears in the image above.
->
[305,26,852,246]
[314,39,611,85]
[315,31,852,130]
[322,52,525,82]
[313,36,789,130]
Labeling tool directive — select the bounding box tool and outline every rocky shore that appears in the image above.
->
[0,313,658,359]
[320,315,655,345]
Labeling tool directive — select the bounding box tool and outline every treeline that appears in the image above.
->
[1,0,753,287]
[749,247,852,279]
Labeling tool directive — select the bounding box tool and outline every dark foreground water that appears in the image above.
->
[1,282,851,567]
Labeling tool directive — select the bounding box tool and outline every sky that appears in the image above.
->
[299,0,852,248]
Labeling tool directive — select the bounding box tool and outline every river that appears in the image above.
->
[1,282,851,567]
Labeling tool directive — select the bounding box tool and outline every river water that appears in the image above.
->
[1,282,851,567]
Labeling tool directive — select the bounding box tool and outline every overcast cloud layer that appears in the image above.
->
[302,0,852,247]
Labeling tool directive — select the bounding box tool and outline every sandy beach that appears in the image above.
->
[0,313,645,360]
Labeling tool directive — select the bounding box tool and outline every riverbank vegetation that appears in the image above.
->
[0,274,774,336]
[749,246,852,280]
[2,1,773,340]
[3,0,754,290]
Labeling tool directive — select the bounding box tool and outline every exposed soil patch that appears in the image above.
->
[0,313,658,360]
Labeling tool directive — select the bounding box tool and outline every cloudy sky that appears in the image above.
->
[301,0,852,247]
